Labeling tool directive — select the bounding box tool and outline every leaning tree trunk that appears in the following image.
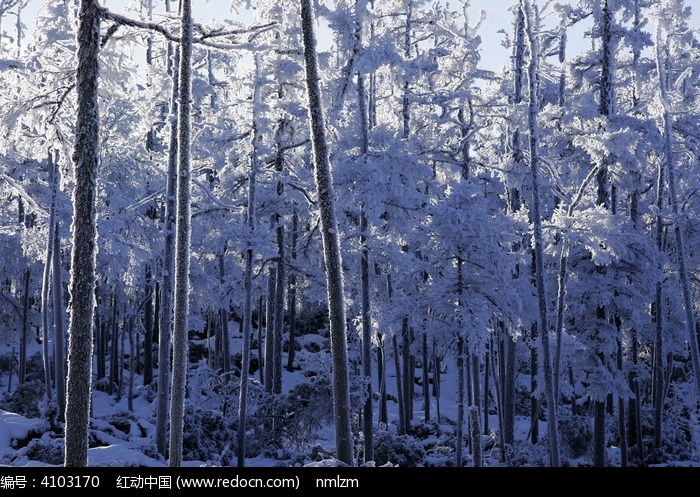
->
[655,33,700,411]
[168,0,193,468]
[300,0,354,465]
[523,0,560,467]
[64,0,100,468]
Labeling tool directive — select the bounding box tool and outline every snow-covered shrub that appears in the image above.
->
[182,405,237,465]
[0,380,44,418]
[558,414,593,459]
[253,376,334,453]
[17,433,63,465]
[373,426,425,467]
[423,444,455,467]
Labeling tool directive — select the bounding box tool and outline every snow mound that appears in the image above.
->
[0,409,49,452]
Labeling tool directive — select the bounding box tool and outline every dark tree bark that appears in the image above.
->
[52,221,65,421]
[286,211,299,372]
[143,267,154,386]
[64,0,100,468]
[300,0,354,465]
[264,267,275,392]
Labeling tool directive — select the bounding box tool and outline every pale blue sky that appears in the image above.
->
[16,0,700,72]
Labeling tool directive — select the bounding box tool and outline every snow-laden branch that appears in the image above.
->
[98,7,277,50]
[192,178,242,211]
[46,24,120,125]
[0,172,48,217]
[125,188,164,212]
[287,182,317,205]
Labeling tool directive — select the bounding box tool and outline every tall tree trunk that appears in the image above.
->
[264,267,275,393]
[378,335,387,425]
[41,153,57,426]
[469,405,482,467]
[490,338,506,462]
[432,337,440,423]
[354,11,374,457]
[156,8,180,457]
[143,267,154,385]
[471,352,480,429]
[119,305,126,400]
[237,55,261,467]
[301,0,354,465]
[483,346,489,435]
[96,320,105,380]
[652,68,666,451]
[393,334,406,435]
[456,336,465,467]
[286,210,298,371]
[503,0,525,452]
[8,347,15,393]
[168,0,193,467]
[218,249,231,375]
[257,295,264,384]
[402,0,412,138]
[529,325,538,444]
[272,111,286,394]
[19,265,29,386]
[503,329,515,449]
[64,0,100,467]
[272,235,285,395]
[127,315,134,412]
[656,29,700,411]
[422,333,429,422]
[523,0,559,467]
[627,4,643,461]
[110,297,119,395]
[402,317,412,427]
[617,333,628,467]
[53,221,65,421]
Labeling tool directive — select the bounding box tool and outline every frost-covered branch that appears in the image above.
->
[0,173,48,217]
[124,188,164,212]
[99,7,277,50]
[192,178,240,211]
[287,182,317,205]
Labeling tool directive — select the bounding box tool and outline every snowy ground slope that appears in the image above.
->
[1,326,699,467]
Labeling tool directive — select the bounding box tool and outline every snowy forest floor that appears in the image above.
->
[1,319,699,468]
